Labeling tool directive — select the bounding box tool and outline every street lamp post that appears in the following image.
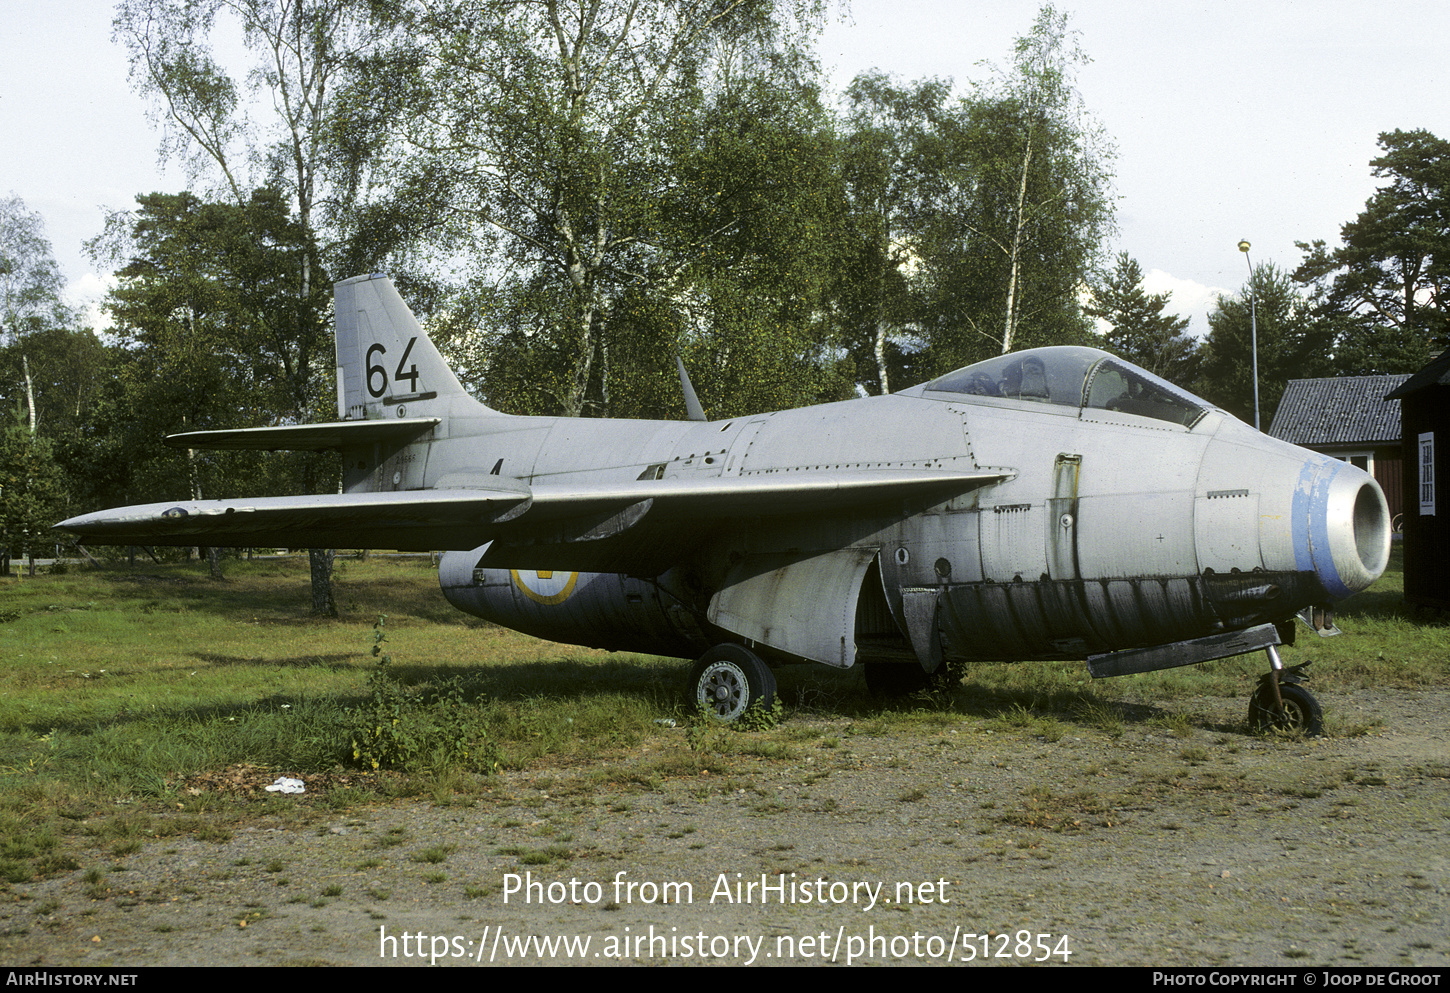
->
[1237,239,1261,431]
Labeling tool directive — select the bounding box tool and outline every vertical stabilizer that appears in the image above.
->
[334,274,495,420]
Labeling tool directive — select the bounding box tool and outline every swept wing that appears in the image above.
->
[57,467,1006,575]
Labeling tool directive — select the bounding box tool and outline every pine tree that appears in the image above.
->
[1085,252,1196,383]
[1198,262,1328,427]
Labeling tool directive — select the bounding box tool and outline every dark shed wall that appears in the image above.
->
[1398,389,1450,608]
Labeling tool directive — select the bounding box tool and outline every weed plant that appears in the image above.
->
[345,616,502,773]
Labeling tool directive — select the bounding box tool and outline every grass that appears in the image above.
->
[0,554,692,885]
[0,546,1443,887]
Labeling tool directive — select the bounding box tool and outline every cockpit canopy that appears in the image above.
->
[919,346,1209,429]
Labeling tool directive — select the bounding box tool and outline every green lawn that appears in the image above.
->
[0,547,1441,884]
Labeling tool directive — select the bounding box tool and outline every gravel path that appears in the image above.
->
[3,688,1447,967]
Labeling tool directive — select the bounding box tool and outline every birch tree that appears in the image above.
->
[963,4,1114,356]
[335,0,831,417]
[0,196,74,435]
[837,73,950,394]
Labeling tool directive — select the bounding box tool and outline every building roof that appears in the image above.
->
[1267,375,1408,448]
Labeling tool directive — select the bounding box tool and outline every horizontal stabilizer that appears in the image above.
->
[165,418,440,452]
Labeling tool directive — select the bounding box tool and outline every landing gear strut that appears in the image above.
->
[690,644,776,722]
[1247,647,1323,735]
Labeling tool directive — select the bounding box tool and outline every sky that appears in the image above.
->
[3,0,1449,339]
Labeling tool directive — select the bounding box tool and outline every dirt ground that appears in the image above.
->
[2,686,1447,968]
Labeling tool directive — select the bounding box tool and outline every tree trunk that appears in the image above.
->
[874,232,891,394]
[309,548,337,617]
[1002,130,1035,354]
[206,545,224,580]
[21,354,36,436]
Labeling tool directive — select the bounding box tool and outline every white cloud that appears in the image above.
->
[1141,269,1231,340]
[1084,268,1232,343]
[65,272,117,332]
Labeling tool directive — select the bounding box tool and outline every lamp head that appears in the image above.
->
[1238,240,1251,253]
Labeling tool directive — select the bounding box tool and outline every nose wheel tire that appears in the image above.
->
[690,644,776,723]
[1248,681,1323,736]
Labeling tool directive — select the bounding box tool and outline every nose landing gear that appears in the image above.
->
[1248,653,1323,735]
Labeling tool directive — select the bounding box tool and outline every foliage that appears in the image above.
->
[664,67,858,416]
[346,616,499,773]
[332,0,845,417]
[111,0,363,422]
[1085,252,1197,384]
[986,4,1116,355]
[102,190,330,419]
[0,413,68,566]
[114,0,375,603]
[1293,129,1450,375]
[88,190,334,505]
[114,0,371,225]
[0,195,71,342]
[907,5,1115,374]
[835,72,953,394]
[345,666,499,773]
[99,1,1121,432]
[0,195,84,442]
[0,328,118,444]
[78,0,1127,458]
[1197,261,1328,427]
[0,198,79,549]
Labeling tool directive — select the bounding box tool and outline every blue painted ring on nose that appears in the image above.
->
[1292,457,1342,599]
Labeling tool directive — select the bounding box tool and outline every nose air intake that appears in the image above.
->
[1347,477,1392,585]
[1302,462,1391,599]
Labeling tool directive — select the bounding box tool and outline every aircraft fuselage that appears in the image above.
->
[438,351,1389,674]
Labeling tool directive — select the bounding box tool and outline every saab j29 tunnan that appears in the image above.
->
[59,274,1392,731]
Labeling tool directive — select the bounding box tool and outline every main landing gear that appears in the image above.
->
[690,644,776,722]
[1247,648,1324,736]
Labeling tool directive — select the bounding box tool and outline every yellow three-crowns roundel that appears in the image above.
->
[510,569,580,605]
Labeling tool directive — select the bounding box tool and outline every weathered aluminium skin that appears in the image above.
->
[59,275,1391,723]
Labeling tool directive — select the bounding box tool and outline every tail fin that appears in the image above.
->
[334,274,497,420]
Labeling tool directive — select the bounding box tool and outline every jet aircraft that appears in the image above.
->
[59,274,1392,730]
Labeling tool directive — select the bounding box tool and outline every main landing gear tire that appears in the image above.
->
[1248,681,1324,736]
[690,644,776,723]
